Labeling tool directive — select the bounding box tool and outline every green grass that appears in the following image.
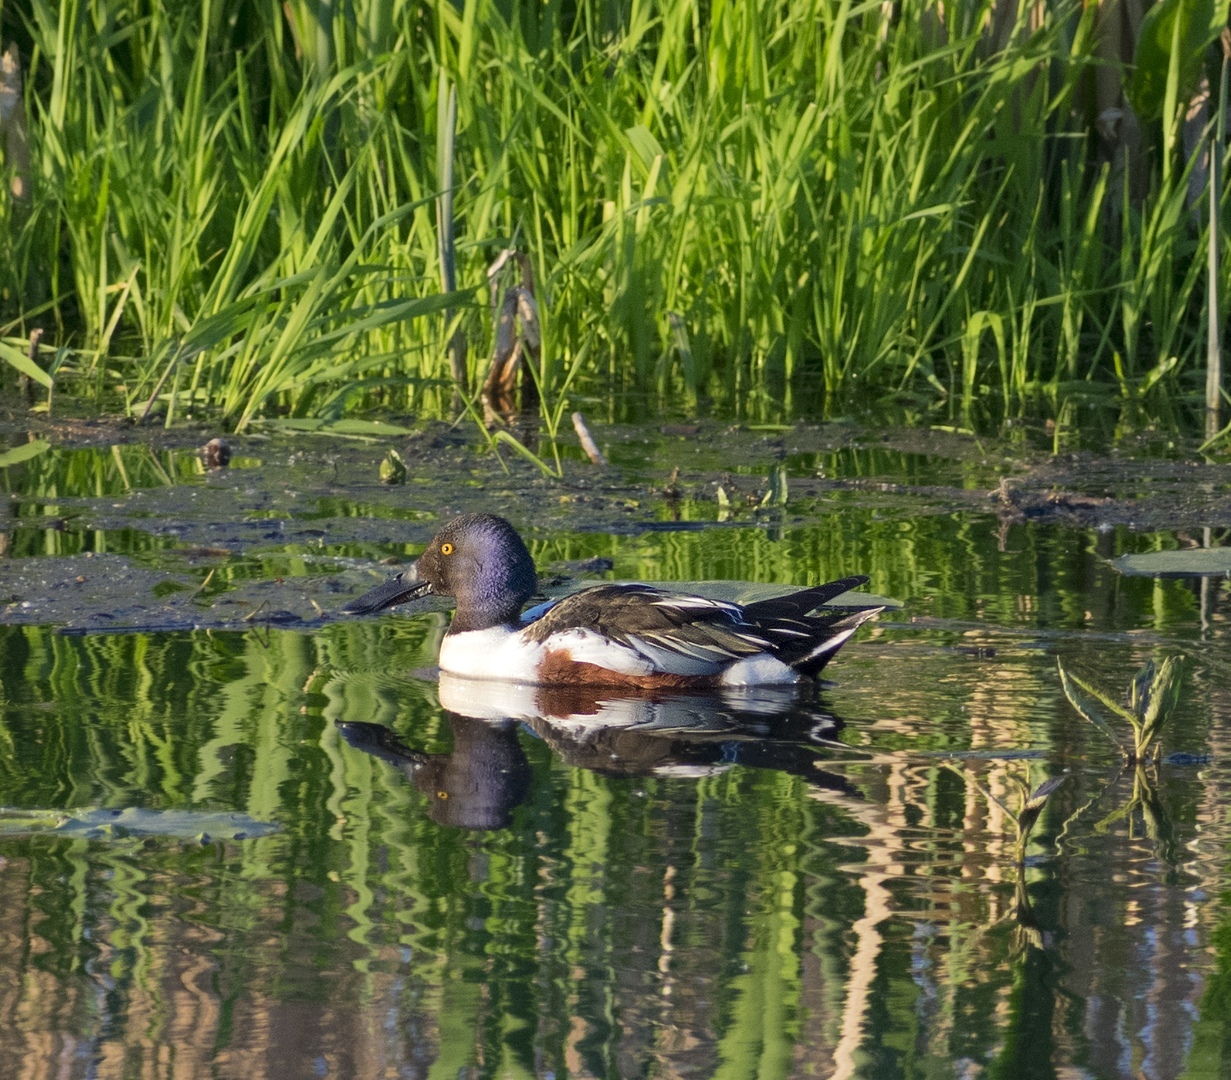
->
[0,0,1226,432]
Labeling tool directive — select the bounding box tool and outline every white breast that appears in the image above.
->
[437,626,542,679]
[438,625,653,681]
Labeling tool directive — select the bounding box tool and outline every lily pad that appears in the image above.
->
[0,806,280,840]
[1111,549,1231,577]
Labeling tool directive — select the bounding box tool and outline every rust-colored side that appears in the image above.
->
[536,648,717,692]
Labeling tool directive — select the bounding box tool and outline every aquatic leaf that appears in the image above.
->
[0,806,279,839]
[379,448,408,484]
[1127,0,1227,121]
[255,418,417,438]
[1025,774,1067,813]
[1057,661,1126,744]
[0,439,51,468]
[760,463,789,507]
[1058,656,1182,763]
[1137,656,1182,757]
[1130,659,1156,716]
[1111,549,1231,577]
[0,338,53,388]
[1015,774,1066,861]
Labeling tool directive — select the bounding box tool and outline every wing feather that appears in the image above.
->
[520,580,880,679]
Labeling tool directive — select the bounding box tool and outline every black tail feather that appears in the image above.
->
[740,577,881,678]
[741,575,870,621]
[788,607,883,678]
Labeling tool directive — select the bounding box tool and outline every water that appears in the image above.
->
[0,422,1228,1077]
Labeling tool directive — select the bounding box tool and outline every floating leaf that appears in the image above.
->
[1111,548,1231,577]
[254,418,417,439]
[0,806,279,840]
[0,440,51,468]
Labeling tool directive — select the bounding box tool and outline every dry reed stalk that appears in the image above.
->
[482,250,540,426]
[0,45,30,200]
[1208,35,1230,441]
[571,411,607,466]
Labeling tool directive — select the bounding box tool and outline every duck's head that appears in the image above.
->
[342,513,537,631]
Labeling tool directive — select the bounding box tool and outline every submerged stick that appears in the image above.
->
[571,411,607,466]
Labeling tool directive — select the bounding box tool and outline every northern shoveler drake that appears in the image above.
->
[341,513,881,688]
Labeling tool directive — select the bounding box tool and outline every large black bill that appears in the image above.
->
[341,563,431,615]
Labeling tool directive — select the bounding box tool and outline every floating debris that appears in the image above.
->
[1110,548,1231,577]
[572,411,607,466]
[0,806,279,841]
[202,438,231,468]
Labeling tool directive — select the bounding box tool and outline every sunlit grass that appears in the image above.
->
[0,0,1224,429]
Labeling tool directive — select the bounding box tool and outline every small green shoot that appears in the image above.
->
[1057,657,1182,764]
[379,449,407,485]
[946,765,1066,863]
[759,463,789,508]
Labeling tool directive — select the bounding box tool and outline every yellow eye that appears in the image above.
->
[440,542,454,556]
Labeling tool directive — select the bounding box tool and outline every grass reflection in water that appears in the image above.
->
[0,590,1226,1076]
[0,431,1228,1075]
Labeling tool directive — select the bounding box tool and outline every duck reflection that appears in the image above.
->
[337,674,856,830]
[338,714,532,830]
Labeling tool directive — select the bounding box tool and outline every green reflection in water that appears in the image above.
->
[0,455,1228,1075]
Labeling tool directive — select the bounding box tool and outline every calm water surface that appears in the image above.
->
[0,427,1228,1078]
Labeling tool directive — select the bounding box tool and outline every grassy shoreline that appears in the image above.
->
[0,0,1227,437]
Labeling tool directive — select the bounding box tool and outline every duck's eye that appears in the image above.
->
[440,543,454,556]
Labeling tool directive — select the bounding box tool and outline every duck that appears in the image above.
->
[341,513,881,688]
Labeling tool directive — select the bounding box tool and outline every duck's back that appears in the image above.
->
[503,580,879,687]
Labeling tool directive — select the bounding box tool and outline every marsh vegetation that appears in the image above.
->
[0,0,1229,440]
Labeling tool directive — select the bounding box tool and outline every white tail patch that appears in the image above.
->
[718,654,800,687]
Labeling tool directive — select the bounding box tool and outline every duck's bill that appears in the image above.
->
[341,563,431,614]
